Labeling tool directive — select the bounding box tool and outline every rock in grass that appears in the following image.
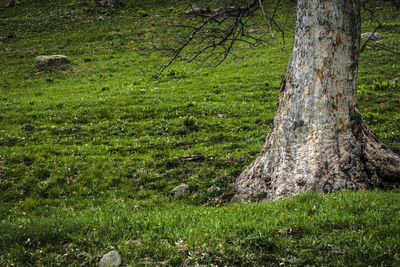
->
[390,76,399,84]
[170,184,190,197]
[35,55,70,68]
[98,0,119,8]
[173,155,205,161]
[98,250,122,267]
[361,32,383,41]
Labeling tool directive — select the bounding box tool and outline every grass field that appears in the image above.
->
[1,0,400,265]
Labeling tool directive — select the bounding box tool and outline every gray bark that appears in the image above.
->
[234,0,400,201]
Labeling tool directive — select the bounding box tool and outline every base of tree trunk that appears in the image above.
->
[234,110,400,202]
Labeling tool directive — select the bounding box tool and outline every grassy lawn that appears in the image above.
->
[0,0,399,265]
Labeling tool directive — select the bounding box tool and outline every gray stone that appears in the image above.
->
[390,76,399,84]
[170,184,190,197]
[98,250,122,267]
[35,55,70,68]
[99,0,119,8]
[361,32,383,41]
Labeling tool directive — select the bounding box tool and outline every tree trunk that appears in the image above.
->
[234,0,400,201]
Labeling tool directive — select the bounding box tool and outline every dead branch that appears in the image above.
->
[154,0,291,80]
[360,0,383,55]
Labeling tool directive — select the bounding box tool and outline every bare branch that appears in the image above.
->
[154,0,293,80]
[258,0,285,46]
[155,16,213,79]
[372,43,400,56]
[360,0,383,55]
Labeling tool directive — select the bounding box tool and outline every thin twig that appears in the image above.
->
[372,43,400,56]
[258,0,282,46]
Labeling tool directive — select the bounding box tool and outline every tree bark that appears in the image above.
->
[234,0,400,201]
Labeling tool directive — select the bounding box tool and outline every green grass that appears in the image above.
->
[1,191,400,266]
[1,0,400,265]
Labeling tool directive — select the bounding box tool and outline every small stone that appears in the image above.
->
[361,32,383,41]
[173,155,205,161]
[98,0,119,8]
[390,76,399,84]
[35,55,70,68]
[98,250,122,267]
[170,184,190,197]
